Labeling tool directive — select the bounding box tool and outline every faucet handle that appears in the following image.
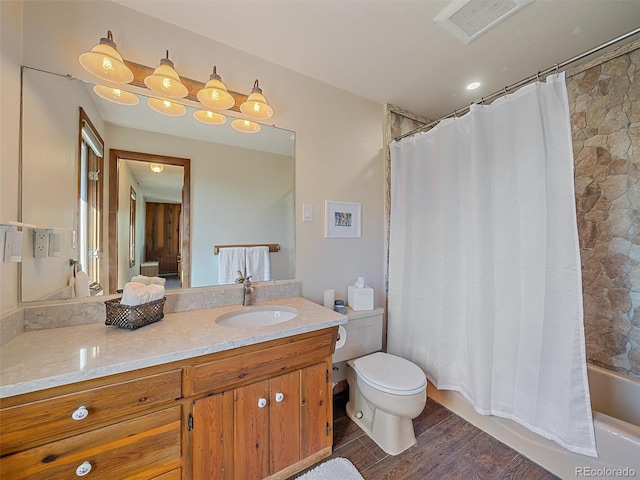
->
[235,271,245,283]
[245,275,253,283]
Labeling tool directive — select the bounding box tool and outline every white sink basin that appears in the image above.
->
[215,306,299,328]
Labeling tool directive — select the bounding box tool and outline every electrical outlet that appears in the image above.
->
[34,229,49,258]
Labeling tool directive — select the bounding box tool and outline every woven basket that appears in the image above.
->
[104,297,166,330]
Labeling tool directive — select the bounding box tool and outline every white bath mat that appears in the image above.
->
[296,457,364,480]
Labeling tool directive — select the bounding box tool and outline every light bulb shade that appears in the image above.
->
[150,163,164,173]
[240,80,273,120]
[194,109,227,125]
[93,85,139,105]
[144,53,188,98]
[231,118,261,133]
[197,67,235,110]
[79,31,134,84]
[148,97,186,117]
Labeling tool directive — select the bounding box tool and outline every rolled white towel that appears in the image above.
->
[131,275,150,285]
[148,276,166,286]
[121,282,150,306]
[146,284,165,302]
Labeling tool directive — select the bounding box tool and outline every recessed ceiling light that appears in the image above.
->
[467,82,481,90]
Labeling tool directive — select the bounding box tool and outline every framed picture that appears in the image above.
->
[325,200,361,238]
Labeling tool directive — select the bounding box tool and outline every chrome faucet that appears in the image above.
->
[243,275,254,306]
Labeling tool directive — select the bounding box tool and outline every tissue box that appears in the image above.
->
[348,285,374,311]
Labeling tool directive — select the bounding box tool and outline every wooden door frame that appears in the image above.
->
[108,149,191,293]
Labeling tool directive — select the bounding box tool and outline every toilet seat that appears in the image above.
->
[352,352,426,396]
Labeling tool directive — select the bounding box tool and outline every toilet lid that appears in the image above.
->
[352,352,427,396]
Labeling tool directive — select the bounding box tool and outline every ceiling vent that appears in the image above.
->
[434,0,535,44]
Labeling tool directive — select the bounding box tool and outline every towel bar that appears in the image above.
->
[214,244,280,254]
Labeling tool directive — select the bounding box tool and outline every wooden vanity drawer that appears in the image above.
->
[185,328,335,396]
[0,405,182,480]
[0,369,182,454]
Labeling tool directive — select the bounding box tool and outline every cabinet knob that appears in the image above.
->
[71,406,89,421]
[75,461,92,476]
[275,392,284,403]
[257,397,267,408]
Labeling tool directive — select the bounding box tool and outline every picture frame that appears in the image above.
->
[325,200,361,238]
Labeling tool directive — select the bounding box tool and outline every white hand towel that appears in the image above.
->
[131,275,150,285]
[146,284,165,302]
[121,282,150,306]
[148,276,166,286]
[75,271,91,298]
[218,247,246,285]
[245,246,271,282]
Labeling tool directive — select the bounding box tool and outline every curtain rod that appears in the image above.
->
[394,27,640,143]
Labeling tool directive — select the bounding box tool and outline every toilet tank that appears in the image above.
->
[333,307,384,363]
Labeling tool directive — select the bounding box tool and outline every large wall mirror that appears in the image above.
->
[20,67,296,302]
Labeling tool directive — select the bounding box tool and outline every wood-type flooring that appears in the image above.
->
[295,393,559,480]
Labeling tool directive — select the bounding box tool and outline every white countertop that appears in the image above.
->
[0,297,346,398]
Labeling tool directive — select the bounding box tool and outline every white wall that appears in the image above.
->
[2,0,384,313]
[19,68,105,301]
[0,1,23,313]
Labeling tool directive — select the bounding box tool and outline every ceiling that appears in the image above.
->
[114,0,640,121]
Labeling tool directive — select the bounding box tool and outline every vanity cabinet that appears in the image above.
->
[0,369,183,479]
[0,405,182,479]
[191,362,332,480]
[0,325,338,480]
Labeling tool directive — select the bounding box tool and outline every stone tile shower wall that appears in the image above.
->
[569,47,640,378]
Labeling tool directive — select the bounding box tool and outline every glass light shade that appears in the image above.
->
[93,85,139,105]
[197,67,235,110]
[150,163,164,173]
[194,110,227,125]
[231,118,261,134]
[148,98,186,117]
[79,31,134,84]
[240,80,273,120]
[144,52,188,98]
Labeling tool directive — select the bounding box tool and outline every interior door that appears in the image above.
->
[145,202,181,275]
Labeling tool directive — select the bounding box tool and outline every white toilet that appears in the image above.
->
[333,308,427,455]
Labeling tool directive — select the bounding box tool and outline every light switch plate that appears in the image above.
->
[302,203,313,222]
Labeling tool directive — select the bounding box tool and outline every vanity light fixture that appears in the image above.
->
[78,31,134,84]
[148,97,186,117]
[144,51,188,98]
[194,109,227,125]
[240,80,273,120]
[197,66,235,110]
[93,85,139,105]
[231,118,261,133]
[149,163,164,174]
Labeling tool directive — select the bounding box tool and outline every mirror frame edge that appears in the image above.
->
[108,149,191,293]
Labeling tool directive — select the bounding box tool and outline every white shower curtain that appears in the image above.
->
[388,73,597,457]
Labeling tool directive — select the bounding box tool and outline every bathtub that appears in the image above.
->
[428,364,640,479]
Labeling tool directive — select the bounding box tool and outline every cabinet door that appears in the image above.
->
[300,362,332,458]
[192,392,234,480]
[234,380,270,480]
[269,370,301,473]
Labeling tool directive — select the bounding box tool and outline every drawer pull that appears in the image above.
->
[275,392,284,403]
[257,397,267,408]
[72,406,89,421]
[76,461,92,476]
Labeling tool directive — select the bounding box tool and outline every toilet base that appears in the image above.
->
[346,398,419,456]
[346,362,425,456]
